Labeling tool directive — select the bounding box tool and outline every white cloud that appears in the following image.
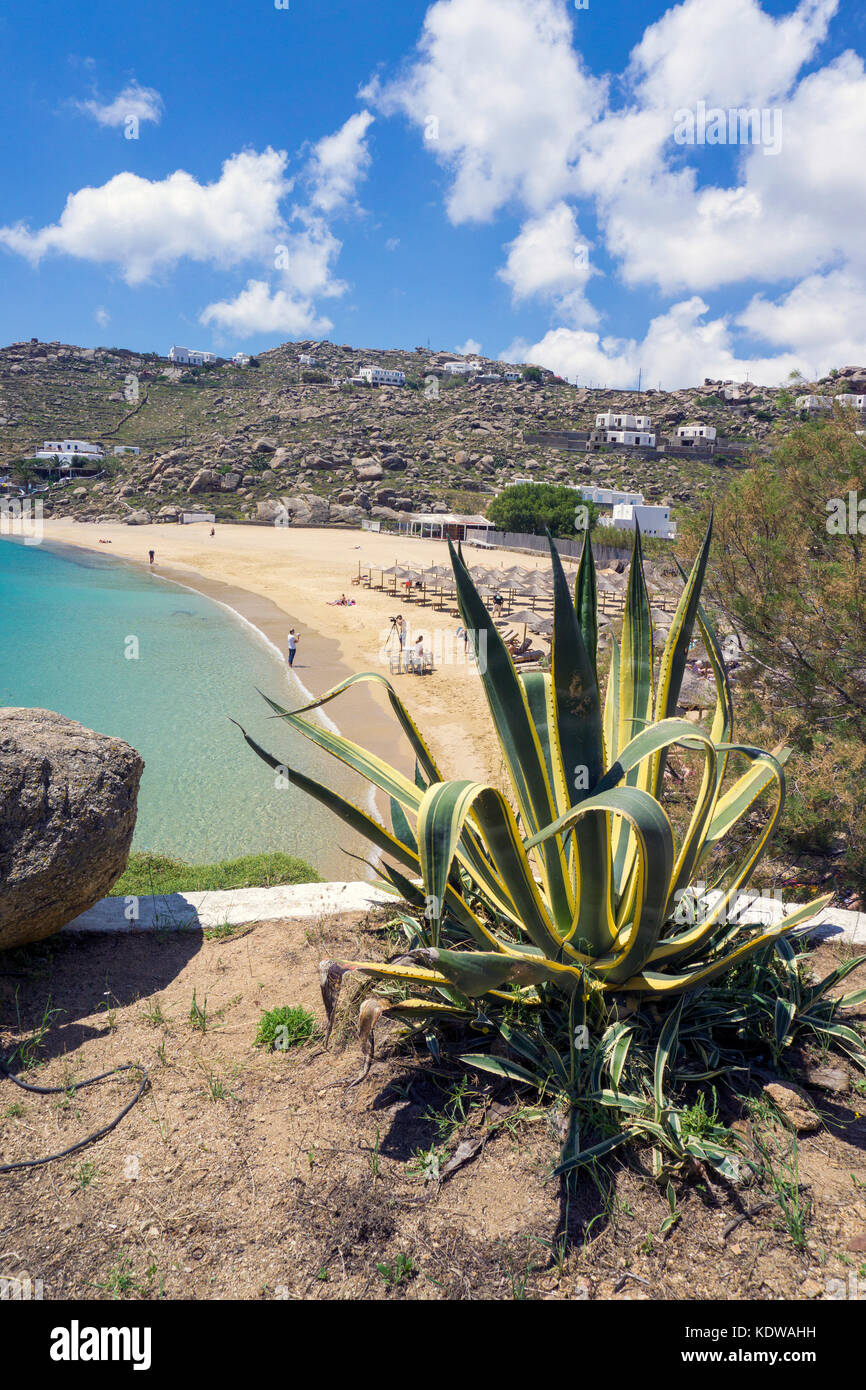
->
[385,237,400,251]
[454,337,481,355]
[76,80,163,128]
[94,306,110,328]
[627,0,837,111]
[363,0,605,222]
[507,295,806,388]
[200,113,375,337]
[305,110,374,214]
[200,280,333,338]
[736,271,866,373]
[0,149,290,284]
[378,0,866,382]
[498,202,598,327]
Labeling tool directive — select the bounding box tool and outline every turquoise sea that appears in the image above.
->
[0,537,369,879]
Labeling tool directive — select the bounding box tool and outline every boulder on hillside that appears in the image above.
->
[124,510,152,525]
[280,493,330,525]
[187,468,221,494]
[329,503,367,526]
[354,463,383,482]
[352,457,384,481]
[253,437,277,454]
[0,709,144,950]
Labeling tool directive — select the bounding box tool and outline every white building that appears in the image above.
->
[580,485,644,508]
[442,361,475,376]
[299,354,317,366]
[358,365,406,387]
[676,423,717,443]
[36,438,104,461]
[599,428,656,447]
[169,346,216,366]
[113,445,141,456]
[795,395,834,411]
[232,353,250,367]
[600,503,676,539]
[503,370,522,381]
[835,394,866,410]
[596,411,653,431]
[475,372,502,384]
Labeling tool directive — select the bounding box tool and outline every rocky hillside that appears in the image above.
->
[1,336,861,527]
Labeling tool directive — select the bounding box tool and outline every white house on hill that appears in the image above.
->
[676,423,717,443]
[580,485,644,508]
[795,395,834,411]
[232,353,250,367]
[599,502,676,539]
[35,438,104,461]
[358,365,406,386]
[596,411,653,431]
[593,411,655,446]
[169,346,216,366]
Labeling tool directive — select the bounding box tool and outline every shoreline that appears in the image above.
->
[25,528,412,779]
[32,521,512,795]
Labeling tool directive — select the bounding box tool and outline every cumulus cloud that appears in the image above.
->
[0,106,375,339]
[363,0,605,222]
[375,0,865,381]
[505,296,805,388]
[76,80,164,128]
[305,110,374,214]
[200,112,375,337]
[498,202,598,327]
[0,149,290,284]
[200,280,333,338]
[454,337,481,355]
[94,306,110,328]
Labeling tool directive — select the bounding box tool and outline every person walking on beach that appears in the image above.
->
[287,629,299,667]
[148,549,155,565]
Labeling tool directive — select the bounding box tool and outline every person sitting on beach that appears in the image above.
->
[492,593,504,617]
[407,635,426,671]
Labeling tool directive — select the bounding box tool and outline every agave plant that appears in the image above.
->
[236,518,857,1176]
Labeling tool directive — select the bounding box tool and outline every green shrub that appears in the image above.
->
[255,1005,316,1051]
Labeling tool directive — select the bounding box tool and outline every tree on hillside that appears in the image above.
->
[487,483,598,539]
[682,417,866,886]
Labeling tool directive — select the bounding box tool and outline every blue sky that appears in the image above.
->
[1,0,864,385]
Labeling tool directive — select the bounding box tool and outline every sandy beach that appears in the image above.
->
[39,520,564,791]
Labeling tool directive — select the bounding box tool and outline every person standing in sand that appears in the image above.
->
[148,549,155,565]
[287,629,299,667]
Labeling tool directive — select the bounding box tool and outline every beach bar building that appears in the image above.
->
[398,511,493,542]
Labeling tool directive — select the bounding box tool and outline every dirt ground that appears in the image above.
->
[1,910,865,1302]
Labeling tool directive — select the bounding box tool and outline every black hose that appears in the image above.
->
[0,1056,148,1173]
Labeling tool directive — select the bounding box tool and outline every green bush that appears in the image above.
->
[487,482,598,538]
